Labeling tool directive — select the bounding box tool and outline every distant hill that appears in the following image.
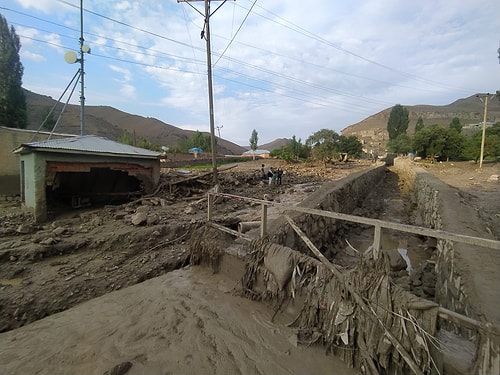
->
[24,90,247,155]
[342,94,500,154]
[259,138,290,151]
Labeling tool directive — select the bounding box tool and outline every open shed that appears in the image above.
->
[13,135,161,222]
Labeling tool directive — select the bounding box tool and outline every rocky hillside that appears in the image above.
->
[24,90,247,155]
[342,94,500,154]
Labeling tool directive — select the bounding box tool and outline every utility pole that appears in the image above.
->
[177,0,232,185]
[216,124,223,138]
[476,93,491,169]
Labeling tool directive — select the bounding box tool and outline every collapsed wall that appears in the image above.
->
[393,158,500,374]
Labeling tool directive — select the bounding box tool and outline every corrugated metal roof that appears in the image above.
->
[243,149,270,155]
[18,135,160,158]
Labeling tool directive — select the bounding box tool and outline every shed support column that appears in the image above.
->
[34,160,48,223]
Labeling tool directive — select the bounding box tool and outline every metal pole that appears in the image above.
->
[478,94,490,169]
[79,0,85,136]
[204,0,218,185]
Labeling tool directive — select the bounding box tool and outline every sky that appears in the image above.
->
[1,0,500,146]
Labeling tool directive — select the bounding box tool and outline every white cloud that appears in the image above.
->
[14,0,77,14]
[21,50,45,62]
[7,0,500,145]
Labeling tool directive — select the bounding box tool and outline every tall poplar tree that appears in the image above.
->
[249,129,258,160]
[0,14,27,129]
[387,104,409,140]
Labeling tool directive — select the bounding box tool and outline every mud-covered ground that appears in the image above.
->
[0,159,376,333]
[1,158,499,375]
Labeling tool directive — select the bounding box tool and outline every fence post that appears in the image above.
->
[207,193,213,222]
[260,203,268,238]
[373,224,381,259]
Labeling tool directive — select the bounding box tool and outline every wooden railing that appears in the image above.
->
[207,191,500,329]
[207,192,500,255]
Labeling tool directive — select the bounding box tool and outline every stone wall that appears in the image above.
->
[393,158,475,329]
[393,158,500,375]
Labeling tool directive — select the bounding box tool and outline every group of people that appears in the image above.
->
[260,164,283,185]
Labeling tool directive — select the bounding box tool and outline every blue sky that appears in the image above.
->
[1,0,499,146]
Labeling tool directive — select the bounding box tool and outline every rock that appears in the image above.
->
[90,217,103,227]
[487,174,499,182]
[136,205,150,213]
[16,223,34,234]
[146,213,159,225]
[53,227,67,236]
[103,361,132,375]
[114,212,126,220]
[387,249,407,271]
[40,237,56,246]
[131,212,148,226]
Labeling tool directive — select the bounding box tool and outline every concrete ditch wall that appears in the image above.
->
[269,164,387,256]
[393,158,500,374]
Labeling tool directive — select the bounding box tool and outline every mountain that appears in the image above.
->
[258,138,290,151]
[342,94,500,154]
[24,90,247,155]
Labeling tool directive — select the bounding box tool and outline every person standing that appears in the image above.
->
[260,164,266,180]
[277,167,283,185]
[267,167,274,185]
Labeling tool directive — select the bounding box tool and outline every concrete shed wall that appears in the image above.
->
[20,150,160,222]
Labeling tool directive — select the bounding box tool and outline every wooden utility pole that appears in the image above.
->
[477,94,491,169]
[177,0,232,185]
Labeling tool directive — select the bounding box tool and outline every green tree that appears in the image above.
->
[40,106,56,131]
[117,131,133,145]
[137,138,161,152]
[249,129,258,160]
[387,134,413,154]
[415,116,425,133]
[0,14,27,129]
[387,104,409,140]
[306,129,340,163]
[464,122,500,162]
[442,129,466,161]
[412,124,466,160]
[449,117,462,133]
[178,130,211,152]
[338,135,363,158]
[270,135,309,161]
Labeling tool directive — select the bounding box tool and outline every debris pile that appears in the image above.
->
[240,239,439,374]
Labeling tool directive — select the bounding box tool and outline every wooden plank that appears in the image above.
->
[209,222,252,241]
